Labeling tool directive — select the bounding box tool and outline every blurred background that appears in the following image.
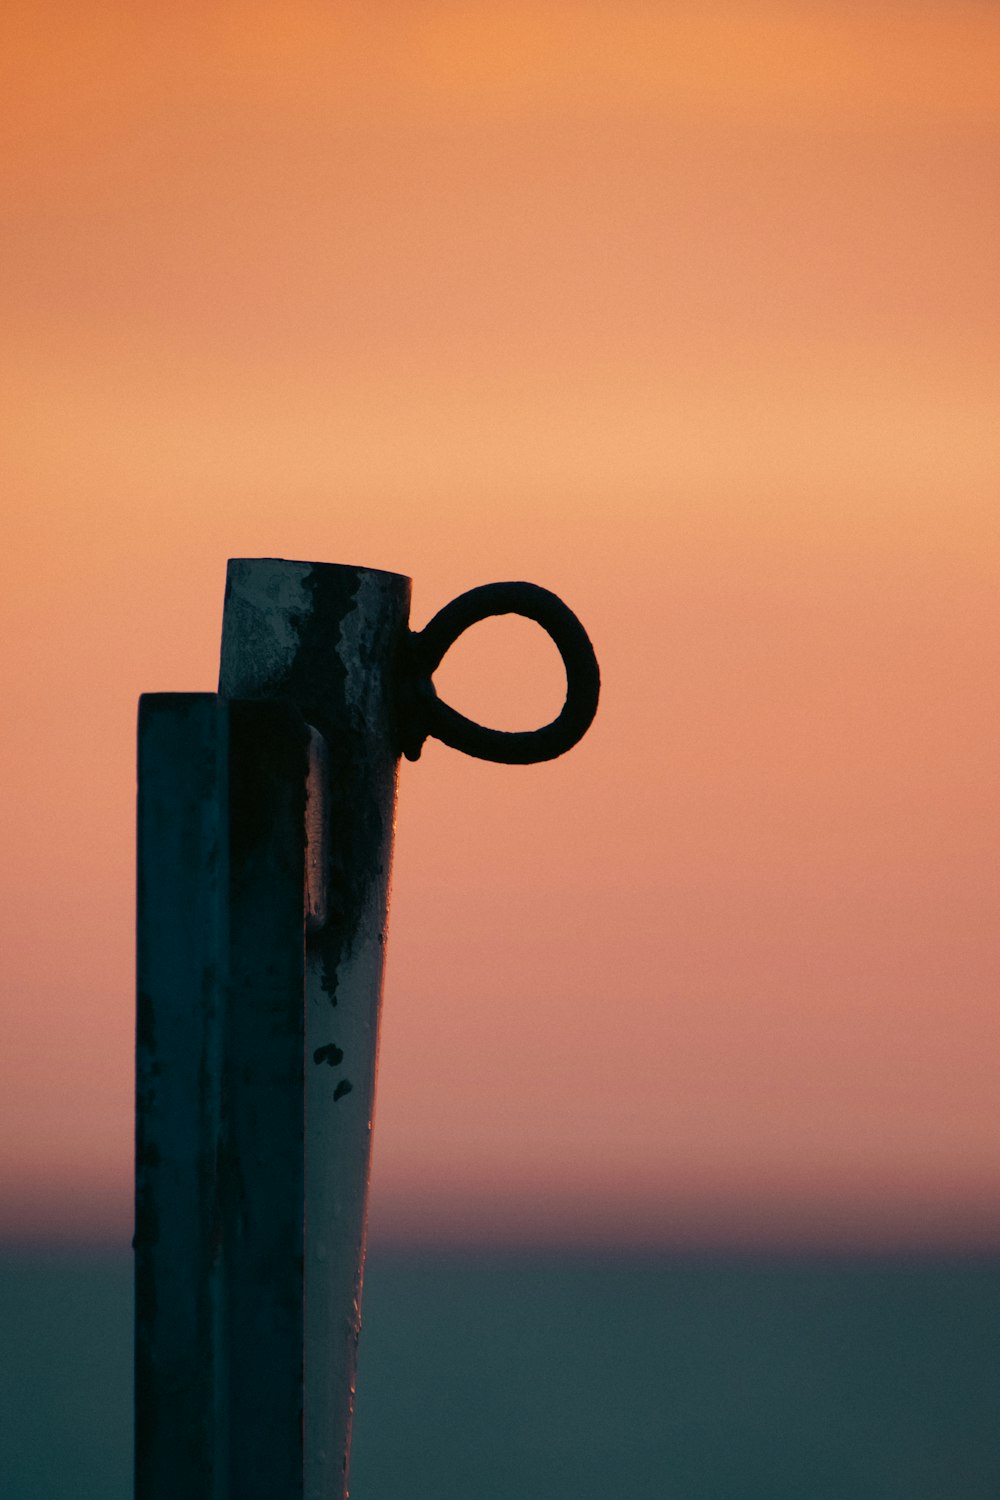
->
[2,3,998,1495]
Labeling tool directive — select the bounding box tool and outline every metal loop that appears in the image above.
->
[398,582,600,764]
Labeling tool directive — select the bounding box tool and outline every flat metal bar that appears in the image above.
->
[136,695,310,1500]
[135,693,229,1500]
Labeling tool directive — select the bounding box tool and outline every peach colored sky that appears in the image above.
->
[2,2,998,1247]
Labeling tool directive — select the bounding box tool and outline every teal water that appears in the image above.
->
[2,1247,999,1497]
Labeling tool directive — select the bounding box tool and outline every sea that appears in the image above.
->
[2,1246,999,1498]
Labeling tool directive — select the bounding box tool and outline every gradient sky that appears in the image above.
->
[2,1,998,1247]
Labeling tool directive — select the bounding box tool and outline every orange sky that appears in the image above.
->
[2,1,998,1248]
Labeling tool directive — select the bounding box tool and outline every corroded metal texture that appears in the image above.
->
[220,558,411,1500]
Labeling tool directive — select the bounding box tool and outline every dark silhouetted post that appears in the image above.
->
[135,558,599,1499]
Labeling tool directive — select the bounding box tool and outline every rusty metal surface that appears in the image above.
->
[304,725,331,933]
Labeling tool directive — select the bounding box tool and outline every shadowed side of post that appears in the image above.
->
[225,701,309,1497]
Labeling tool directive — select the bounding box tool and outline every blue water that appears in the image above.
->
[2,1246,999,1497]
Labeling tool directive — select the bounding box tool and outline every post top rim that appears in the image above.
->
[226,556,411,584]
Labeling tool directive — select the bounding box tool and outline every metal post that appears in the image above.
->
[220,560,410,1500]
[137,695,311,1497]
[135,558,600,1499]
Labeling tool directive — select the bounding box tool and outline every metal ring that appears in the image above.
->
[398,582,600,764]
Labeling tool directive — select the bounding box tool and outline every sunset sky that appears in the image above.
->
[2,1,998,1248]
